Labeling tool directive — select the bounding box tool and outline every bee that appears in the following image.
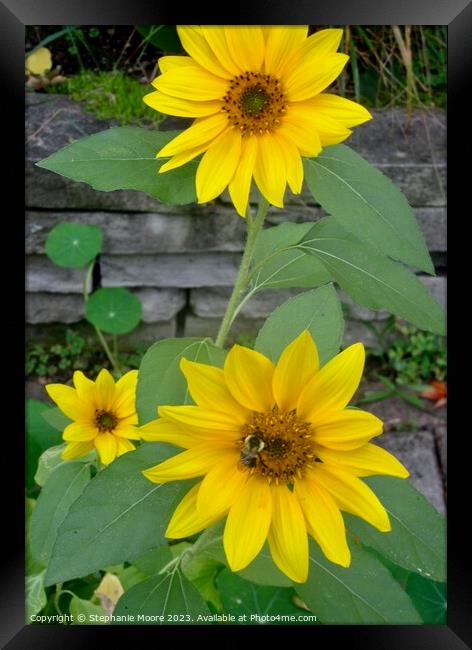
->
[240,433,265,468]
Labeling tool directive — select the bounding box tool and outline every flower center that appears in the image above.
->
[238,406,316,483]
[222,72,287,136]
[95,409,117,433]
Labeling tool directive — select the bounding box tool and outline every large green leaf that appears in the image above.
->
[85,287,142,335]
[41,407,72,432]
[250,223,331,291]
[304,144,434,273]
[345,476,446,582]
[45,223,102,268]
[136,337,226,424]
[69,596,106,625]
[34,443,96,488]
[113,569,210,623]
[295,540,422,624]
[44,443,193,586]
[254,285,344,365]
[299,218,445,334]
[36,128,198,205]
[26,399,63,489]
[29,462,91,566]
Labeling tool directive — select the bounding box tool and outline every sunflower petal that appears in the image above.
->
[297,343,365,420]
[295,477,350,567]
[273,330,319,412]
[224,26,265,73]
[311,409,383,450]
[224,344,275,412]
[155,64,229,101]
[279,112,322,157]
[166,483,224,538]
[95,368,116,411]
[177,26,234,79]
[284,102,351,149]
[158,55,194,74]
[200,27,242,76]
[73,371,96,404]
[95,432,117,465]
[197,451,248,519]
[264,26,309,76]
[224,477,272,571]
[113,369,138,418]
[313,465,391,532]
[284,52,349,102]
[309,93,372,127]
[267,485,309,583]
[143,444,227,483]
[45,384,89,421]
[63,421,97,442]
[196,128,242,203]
[159,141,211,173]
[158,405,240,434]
[115,437,136,457]
[113,424,140,441]
[228,135,258,217]
[317,443,409,478]
[157,113,228,158]
[274,133,304,194]
[61,440,95,461]
[144,90,222,118]
[253,133,287,208]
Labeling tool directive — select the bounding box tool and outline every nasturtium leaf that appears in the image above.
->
[404,574,446,624]
[36,128,198,205]
[44,444,194,586]
[255,285,344,365]
[113,569,210,622]
[29,462,91,566]
[217,570,312,624]
[136,337,226,424]
[26,399,63,489]
[41,407,72,432]
[251,222,331,291]
[45,223,102,268]
[304,144,434,273]
[34,443,96,488]
[295,540,422,624]
[299,218,445,335]
[345,476,446,582]
[69,596,106,624]
[85,287,142,335]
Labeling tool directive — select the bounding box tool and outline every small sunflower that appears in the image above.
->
[141,331,408,583]
[144,26,371,216]
[46,369,140,465]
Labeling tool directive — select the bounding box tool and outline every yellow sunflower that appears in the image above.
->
[141,331,408,583]
[46,369,140,465]
[144,25,371,217]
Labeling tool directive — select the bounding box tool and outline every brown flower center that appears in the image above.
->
[95,409,117,433]
[238,406,316,483]
[222,72,287,136]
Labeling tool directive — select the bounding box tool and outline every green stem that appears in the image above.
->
[215,197,270,348]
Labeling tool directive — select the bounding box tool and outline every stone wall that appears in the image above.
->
[26,94,446,347]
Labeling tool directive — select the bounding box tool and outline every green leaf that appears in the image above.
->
[69,596,106,624]
[403,574,446,624]
[254,285,344,365]
[29,463,91,566]
[85,287,142,335]
[45,223,102,268]
[181,551,224,610]
[44,443,194,586]
[299,218,445,334]
[304,144,434,273]
[36,127,197,205]
[34,443,96,488]
[136,25,182,53]
[132,545,173,576]
[136,337,226,424]
[217,570,311,624]
[346,476,446,582]
[26,570,47,619]
[295,540,422,623]
[26,399,63,489]
[41,407,72,432]
[113,569,210,623]
[251,223,331,291]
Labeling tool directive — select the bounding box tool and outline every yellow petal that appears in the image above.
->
[63,421,97,442]
[302,28,344,56]
[284,102,351,149]
[158,55,194,73]
[253,133,287,208]
[144,90,222,118]
[267,485,309,583]
[197,451,248,519]
[279,112,322,157]
[143,444,227,483]
[313,465,391,532]
[309,93,372,127]
[115,437,135,457]
[224,344,275,412]
[95,432,117,465]
[155,65,229,101]
[180,357,248,422]
[284,52,349,102]
[159,141,211,173]
[223,478,272,571]
[317,443,409,478]
[26,47,52,75]
[45,384,90,421]
[224,26,265,73]
[297,343,365,420]
[157,113,228,158]
[200,27,242,76]
[166,483,224,538]
[228,135,257,217]
[177,26,234,79]
[311,409,383,450]
[113,423,141,441]
[94,368,116,411]
[61,440,95,461]
[196,127,242,203]
[264,26,309,76]
[73,371,96,404]
[113,369,138,418]
[274,133,304,195]
[158,405,240,433]
[295,477,350,567]
[273,330,319,412]
[139,417,227,447]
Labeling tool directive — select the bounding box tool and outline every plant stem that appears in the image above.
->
[215,198,269,348]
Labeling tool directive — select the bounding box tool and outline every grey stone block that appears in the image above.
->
[26,256,83,293]
[420,276,446,309]
[434,424,447,478]
[119,321,177,348]
[135,288,186,323]
[184,315,263,344]
[26,293,84,324]
[100,253,241,288]
[377,431,445,514]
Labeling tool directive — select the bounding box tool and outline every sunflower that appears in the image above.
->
[144,26,371,217]
[46,369,140,465]
[141,331,408,583]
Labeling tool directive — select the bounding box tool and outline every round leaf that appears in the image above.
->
[85,288,142,334]
[45,223,103,268]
